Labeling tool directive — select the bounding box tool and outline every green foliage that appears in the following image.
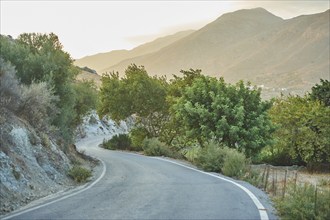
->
[195,142,249,177]
[129,127,149,151]
[269,95,330,166]
[68,166,92,183]
[72,80,98,126]
[0,33,97,142]
[222,148,249,178]
[0,58,21,111]
[142,137,177,158]
[98,64,169,137]
[184,146,200,164]
[102,134,132,150]
[275,184,330,220]
[172,75,274,157]
[195,142,226,172]
[161,69,204,145]
[19,82,59,130]
[310,79,330,107]
[1,33,80,142]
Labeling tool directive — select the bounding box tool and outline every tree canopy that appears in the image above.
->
[98,64,168,137]
[269,95,330,166]
[0,33,97,142]
[172,75,274,157]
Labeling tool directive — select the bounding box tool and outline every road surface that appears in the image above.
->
[4,136,276,219]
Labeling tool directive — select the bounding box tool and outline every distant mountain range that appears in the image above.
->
[74,30,195,73]
[75,8,330,97]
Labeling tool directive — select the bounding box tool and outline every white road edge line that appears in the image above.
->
[2,160,107,220]
[155,157,269,220]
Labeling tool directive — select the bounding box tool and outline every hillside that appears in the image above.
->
[76,70,102,87]
[100,8,329,97]
[74,30,195,73]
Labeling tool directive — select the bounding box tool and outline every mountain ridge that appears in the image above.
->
[74,30,195,73]
[77,8,329,97]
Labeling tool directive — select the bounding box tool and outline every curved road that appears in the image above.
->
[4,136,276,220]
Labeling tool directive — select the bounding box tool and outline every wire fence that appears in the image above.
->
[250,164,330,215]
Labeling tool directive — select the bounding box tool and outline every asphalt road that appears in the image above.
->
[4,136,276,220]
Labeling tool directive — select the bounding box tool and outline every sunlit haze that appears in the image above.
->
[1,0,329,59]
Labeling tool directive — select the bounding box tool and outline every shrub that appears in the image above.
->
[195,142,226,173]
[102,134,132,150]
[275,184,330,220]
[19,82,59,130]
[129,127,149,151]
[68,166,91,183]
[184,146,201,163]
[195,142,249,177]
[0,58,21,112]
[222,148,249,178]
[142,137,176,157]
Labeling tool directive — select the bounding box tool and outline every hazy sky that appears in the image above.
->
[1,1,329,59]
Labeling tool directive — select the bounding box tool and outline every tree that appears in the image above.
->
[72,80,98,126]
[172,75,274,157]
[98,64,168,137]
[310,79,330,107]
[269,95,330,166]
[0,33,84,142]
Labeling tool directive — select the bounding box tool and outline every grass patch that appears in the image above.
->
[274,183,330,220]
[68,166,92,183]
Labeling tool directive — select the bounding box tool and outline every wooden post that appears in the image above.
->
[261,165,267,184]
[274,169,277,196]
[264,165,270,191]
[272,168,275,196]
[282,169,287,199]
[294,171,298,192]
[314,186,318,216]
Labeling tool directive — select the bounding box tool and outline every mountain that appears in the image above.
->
[101,8,329,97]
[76,70,102,87]
[74,30,195,73]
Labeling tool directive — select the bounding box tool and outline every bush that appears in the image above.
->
[68,166,91,183]
[142,137,176,158]
[184,146,200,163]
[275,184,330,220]
[222,148,249,178]
[0,58,21,112]
[195,142,226,172]
[19,82,59,130]
[102,134,132,150]
[195,142,249,177]
[129,127,149,151]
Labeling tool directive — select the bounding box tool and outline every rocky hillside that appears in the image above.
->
[0,107,131,215]
[78,8,329,97]
[0,108,77,214]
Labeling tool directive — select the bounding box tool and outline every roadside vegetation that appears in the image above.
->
[99,65,330,219]
[68,166,92,183]
[2,32,329,218]
[0,33,97,182]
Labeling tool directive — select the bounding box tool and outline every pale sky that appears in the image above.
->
[1,1,329,59]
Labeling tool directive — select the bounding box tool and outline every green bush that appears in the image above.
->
[195,142,226,173]
[275,184,330,220]
[184,146,201,163]
[129,128,149,151]
[195,142,249,177]
[142,137,176,158]
[68,166,91,183]
[102,134,132,150]
[222,148,249,178]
